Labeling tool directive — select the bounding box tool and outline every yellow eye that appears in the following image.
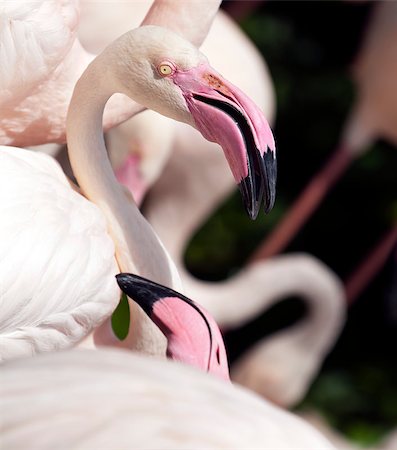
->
[158,63,174,77]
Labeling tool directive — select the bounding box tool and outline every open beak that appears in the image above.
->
[174,64,276,220]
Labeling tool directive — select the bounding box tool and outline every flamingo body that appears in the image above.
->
[0,1,139,147]
[0,0,79,105]
[0,348,335,449]
[1,0,221,147]
[0,147,119,361]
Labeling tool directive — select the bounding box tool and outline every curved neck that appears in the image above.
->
[183,255,345,356]
[67,57,181,353]
[255,256,346,356]
[67,58,179,287]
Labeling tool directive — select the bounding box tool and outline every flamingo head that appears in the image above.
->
[116,273,230,381]
[111,25,276,219]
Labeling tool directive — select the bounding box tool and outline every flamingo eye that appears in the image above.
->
[158,62,175,77]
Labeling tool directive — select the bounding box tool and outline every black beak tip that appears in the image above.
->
[263,185,276,214]
[247,203,260,220]
[262,150,277,215]
[239,146,277,220]
[264,189,276,214]
[115,273,131,291]
[115,273,190,318]
[238,179,260,220]
[115,272,160,315]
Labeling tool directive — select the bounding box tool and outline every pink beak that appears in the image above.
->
[116,273,230,381]
[174,63,276,220]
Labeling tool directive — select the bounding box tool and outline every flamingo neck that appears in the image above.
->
[181,255,345,359]
[67,59,181,353]
[268,257,346,357]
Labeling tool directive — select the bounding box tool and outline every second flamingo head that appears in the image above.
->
[116,272,230,381]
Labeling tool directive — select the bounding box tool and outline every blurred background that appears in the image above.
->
[180,1,397,446]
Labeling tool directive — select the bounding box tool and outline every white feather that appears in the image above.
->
[0,0,79,104]
[0,348,335,449]
[0,147,119,361]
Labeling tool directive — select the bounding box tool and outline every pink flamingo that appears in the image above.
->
[250,1,397,261]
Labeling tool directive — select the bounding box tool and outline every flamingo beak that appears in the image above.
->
[174,64,276,219]
[116,273,200,317]
[115,273,164,316]
[115,272,210,341]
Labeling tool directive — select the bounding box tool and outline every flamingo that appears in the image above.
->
[0,348,335,449]
[0,0,134,147]
[0,25,275,361]
[116,273,230,381]
[76,4,276,208]
[0,0,222,148]
[250,0,397,261]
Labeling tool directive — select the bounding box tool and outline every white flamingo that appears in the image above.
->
[77,4,275,206]
[0,25,275,360]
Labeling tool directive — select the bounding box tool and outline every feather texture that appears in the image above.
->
[0,147,119,361]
